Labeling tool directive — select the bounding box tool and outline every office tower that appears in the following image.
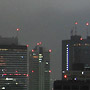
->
[62,35,90,80]
[29,42,51,90]
[0,36,28,90]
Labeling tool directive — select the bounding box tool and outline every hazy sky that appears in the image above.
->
[0,0,90,80]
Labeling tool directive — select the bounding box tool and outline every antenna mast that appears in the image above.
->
[86,22,89,37]
[75,21,78,35]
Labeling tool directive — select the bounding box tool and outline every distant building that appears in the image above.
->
[0,36,28,90]
[0,36,18,45]
[29,42,51,90]
[62,35,90,80]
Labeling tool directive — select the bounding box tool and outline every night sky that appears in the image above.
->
[0,0,90,80]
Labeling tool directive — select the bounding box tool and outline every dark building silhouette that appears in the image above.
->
[54,80,90,90]
[29,42,51,90]
[0,36,28,90]
[62,35,90,80]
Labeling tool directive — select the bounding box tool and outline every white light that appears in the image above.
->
[62,71,65,73]
[74,78,77,80]
[82,71,84,75]
[2,87,5,89]
[39,58,42,60]
[66,44,69,71]
[16,83,18,85]
[46,62,49,64]
[6,78,13,80]
[39,61,41,63]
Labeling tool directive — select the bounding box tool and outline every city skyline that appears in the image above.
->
[0,0,90,80]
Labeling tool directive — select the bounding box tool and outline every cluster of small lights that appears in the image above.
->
[2,73,28,76]
[66,45,69,71]
[37,42,42,45]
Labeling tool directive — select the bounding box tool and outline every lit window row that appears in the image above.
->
[74,43,90,46]
[66,44,69,71]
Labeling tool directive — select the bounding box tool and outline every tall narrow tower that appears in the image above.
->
[29,42,51,90]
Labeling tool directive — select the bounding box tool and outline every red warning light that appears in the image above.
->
[86,22,89,26]
[27,74,29,77]
[80,38,83,40]
[32,70,34,73]
[49,50,52,52]
[37,43,40,45]
[39,42,42,45]
[49,70,52,73]
[16,71,18,72]
[26,44,29,47]
[16,28,20,31]
[32,49,34,52]
[75,22,78,25]
[64,75,67,78]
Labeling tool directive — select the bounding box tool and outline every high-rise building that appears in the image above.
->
[29,42,51,90]
[0,36,28,90]
[62,35,90,80]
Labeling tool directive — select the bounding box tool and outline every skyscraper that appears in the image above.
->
[62,35,90,80]
[0,36,28,90]
[29,42,51,90]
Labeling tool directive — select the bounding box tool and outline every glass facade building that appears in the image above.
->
[0,37,27,90]
[62,35,90,80]
[29,43,51,90]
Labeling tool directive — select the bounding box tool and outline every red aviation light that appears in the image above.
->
[75,22,78,25]
[49,70,52,73]
[37,43,40,45]
[26,44,29,47]
[80,38,83,40]
[39,42,42,45]
[86,22,89,26]
[27,74,29,77]
[3,74,7,75]
[16,71,18,72]
[32,70,34,73]
[16,28,20,31]
[49,49,52,52]
[64,75,67,78]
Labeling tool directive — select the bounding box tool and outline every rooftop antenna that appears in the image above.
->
[75,21,78,35]
[70,27,74,36]
[86,22,89,37]
[16,28,20,44]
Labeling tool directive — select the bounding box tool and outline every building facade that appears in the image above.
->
[0,37,28,90]
[29,42,51,90]
[62,35,90,80]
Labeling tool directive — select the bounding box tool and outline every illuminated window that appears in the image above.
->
[46,62,49,64]
[33,56,38,58]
